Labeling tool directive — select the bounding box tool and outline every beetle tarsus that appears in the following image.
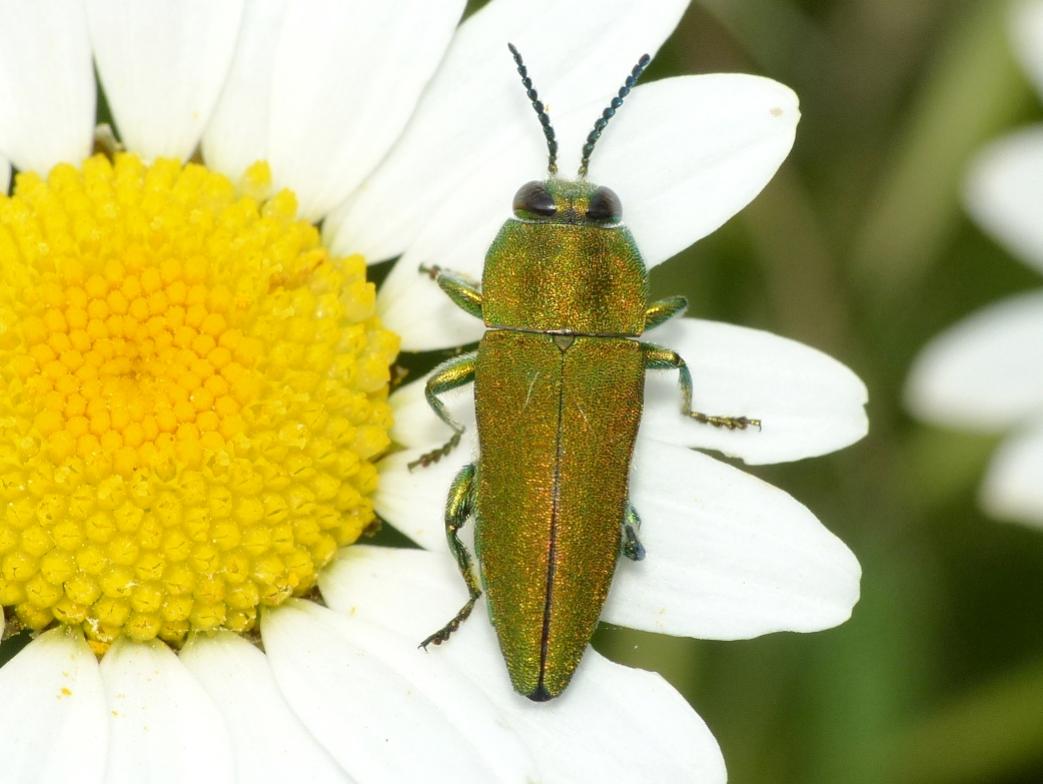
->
[622,524,645,561]
[407,431,462,471]
[419,263,443,281]
[622,504,645,561]
[686,411,762,431]
[419,595,479,649]
[641,343,764,434]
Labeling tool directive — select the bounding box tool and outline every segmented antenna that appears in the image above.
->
[507,43,558,175]
[578,53,651,178]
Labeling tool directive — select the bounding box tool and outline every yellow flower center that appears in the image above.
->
[0,154,398,648]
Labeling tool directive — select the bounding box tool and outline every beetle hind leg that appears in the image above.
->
[420,463,483,649]
[408,352,478,470]
[643,343,762,431]
[622,503,645,561]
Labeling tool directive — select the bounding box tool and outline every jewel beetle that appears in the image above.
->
[411,44,760,701]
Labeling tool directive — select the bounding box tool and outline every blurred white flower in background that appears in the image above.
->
[906,0,1043,527]
[0,1,867,782]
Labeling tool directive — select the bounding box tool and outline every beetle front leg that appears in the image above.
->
[642,343,762,430]
[644,295,688,331]
[420,463,482,649]
[418,264,483,320]
[408,352,478,470]
[622,503,646,561]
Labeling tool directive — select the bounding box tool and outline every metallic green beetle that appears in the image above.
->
[411,44,759,701]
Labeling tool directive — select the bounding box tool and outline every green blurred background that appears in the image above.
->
[583,1,1043,783]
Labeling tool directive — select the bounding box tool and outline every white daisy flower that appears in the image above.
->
[0,1,867,782]
[906,0,1043,528]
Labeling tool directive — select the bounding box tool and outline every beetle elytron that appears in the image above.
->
[411,44,759,701]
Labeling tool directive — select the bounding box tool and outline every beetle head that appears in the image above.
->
[511,179,622,227]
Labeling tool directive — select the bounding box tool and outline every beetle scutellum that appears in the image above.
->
[410,44,760,701]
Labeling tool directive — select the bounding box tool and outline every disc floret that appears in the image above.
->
[0,154,398,648]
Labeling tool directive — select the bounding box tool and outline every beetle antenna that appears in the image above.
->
[578,53,651,179]
[507,43,558,176]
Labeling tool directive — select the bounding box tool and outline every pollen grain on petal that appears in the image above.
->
[0,153,398,647]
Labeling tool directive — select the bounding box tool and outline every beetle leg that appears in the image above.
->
[408,352,478,470]
[642,343,762,430]
[420,463,482,649]
[418,264,484,320]
[622,503,646,561]
[644,295,688,331]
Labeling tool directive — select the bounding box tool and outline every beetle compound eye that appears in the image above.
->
[586,186,622,223]
[513,181,557,218]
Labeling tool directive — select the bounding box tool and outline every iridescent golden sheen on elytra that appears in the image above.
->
[475,331,644,697]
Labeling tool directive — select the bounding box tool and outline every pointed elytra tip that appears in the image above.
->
[527,684,554,702]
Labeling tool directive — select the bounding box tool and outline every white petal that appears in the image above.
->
[1,155,10,194]
[0,2,94,174]
[604,439,861,637]
[376,445,474,551]
[179,632,348,784]
[377,73,798,351]
[261,599,537,784]
[1012,1,1043,100]
[100,638,234,784]
[642,317,868,464]
[87,0,244,161]
[264,0,465,221]
[905,291,1043,430]
[981,419,1043,527]
[964,126,1043,273]
[319,546,727,784]
[201,0,287,179]
[586,74,798,269]
[324,0,689,262]
[0,628,107,784]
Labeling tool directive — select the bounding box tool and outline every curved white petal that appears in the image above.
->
[642,317,868,464]
[905,291,1043,430]
[264,0,464,221]
[0,2,94,174]
[100,638,234,784]
[605,439,861,637]
[87,0,244,161]
[1,155,10,194]
[320,546,727,784]
[964,126,1043,274]
[587,74,798,269]
[180,632,348,784]
[261,599,537,784]
[324,0,689,262]
[202,0,287,179]
[377,74,798,351]
[981,419,1043,527]
[1012,1,1043,100]
[0,628,107,784]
